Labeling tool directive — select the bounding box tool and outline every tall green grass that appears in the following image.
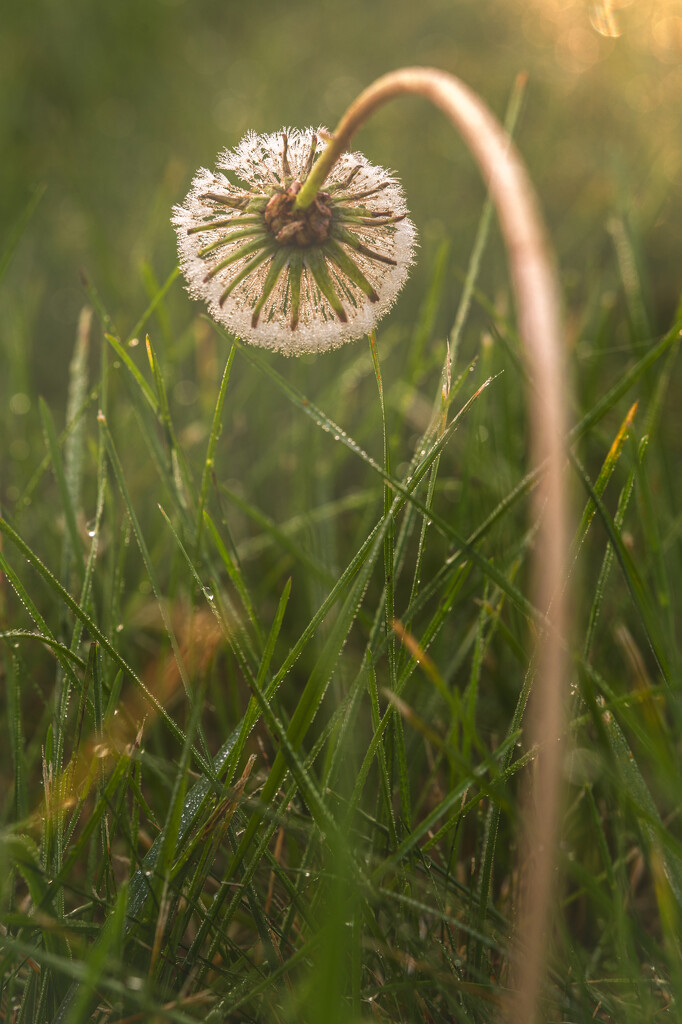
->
[1,133,682,1024]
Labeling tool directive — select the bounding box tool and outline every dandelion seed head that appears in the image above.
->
[172,127,416,355]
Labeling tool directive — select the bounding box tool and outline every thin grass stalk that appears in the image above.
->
[298,65,568,1021]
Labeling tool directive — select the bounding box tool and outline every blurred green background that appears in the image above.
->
[2,0,681,408]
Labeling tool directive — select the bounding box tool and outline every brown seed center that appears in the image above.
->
[264,180,332,247]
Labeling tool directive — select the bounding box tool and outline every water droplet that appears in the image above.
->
[128,337,140,348]
[9,392,31,416]
[333,434,340,441]
[116,623,124,633]
[85,518,97,538]
[203,588,215,602]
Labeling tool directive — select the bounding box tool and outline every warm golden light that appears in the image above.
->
[589,0,622,38]
[518,0,682,69]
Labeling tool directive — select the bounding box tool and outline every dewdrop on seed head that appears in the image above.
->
[172,127,416,355]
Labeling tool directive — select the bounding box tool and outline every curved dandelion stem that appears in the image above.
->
[296,66,567,1024]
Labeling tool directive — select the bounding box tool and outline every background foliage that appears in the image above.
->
[2,0,682,1021]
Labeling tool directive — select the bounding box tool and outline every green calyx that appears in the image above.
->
[194,142,403,328]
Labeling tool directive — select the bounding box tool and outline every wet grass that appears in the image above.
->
[2,4,682,1020]
[2,164,682,1020]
